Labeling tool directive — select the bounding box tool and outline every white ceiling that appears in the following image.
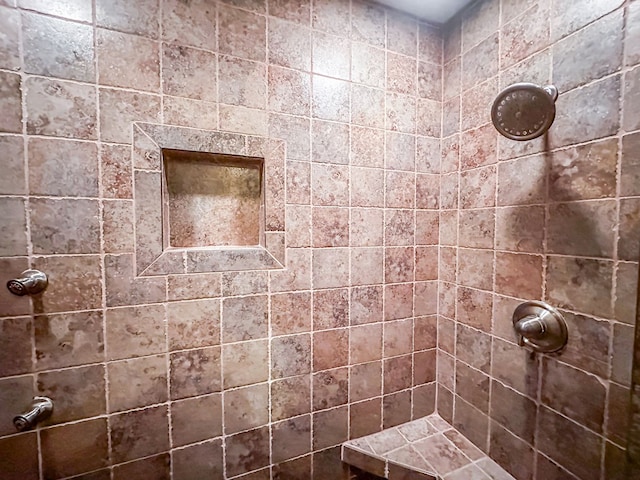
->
[373,0,476,24]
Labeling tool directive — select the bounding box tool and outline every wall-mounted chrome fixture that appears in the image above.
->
[512,301,568,353]
[13,396,53,431]
[491,83,558,141]
[6,269,48,296]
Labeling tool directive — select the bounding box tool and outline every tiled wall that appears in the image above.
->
[438,0,639,479]
[0,0,441,479]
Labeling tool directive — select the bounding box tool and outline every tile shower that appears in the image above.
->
[0,0,637,479]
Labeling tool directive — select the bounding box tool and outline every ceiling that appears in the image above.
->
[373,0,476,24]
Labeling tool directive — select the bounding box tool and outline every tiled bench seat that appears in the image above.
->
[342,414,516,480]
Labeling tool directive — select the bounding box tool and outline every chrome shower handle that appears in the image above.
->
[13,396,53,431]
[6,270,48,296]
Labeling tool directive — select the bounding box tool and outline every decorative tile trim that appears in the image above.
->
[132,123,285,276]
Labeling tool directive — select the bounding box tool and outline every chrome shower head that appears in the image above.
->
[491,83,558,141]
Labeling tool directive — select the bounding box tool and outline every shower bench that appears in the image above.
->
[341,413,516,480]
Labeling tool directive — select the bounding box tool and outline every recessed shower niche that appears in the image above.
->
[163,149,263,248]
[132,123,285,276]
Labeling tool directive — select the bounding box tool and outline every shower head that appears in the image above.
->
[491,83,558,141]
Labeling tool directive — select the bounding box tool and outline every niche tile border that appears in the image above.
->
[132,123,285,276]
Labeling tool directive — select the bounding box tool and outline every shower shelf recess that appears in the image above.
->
[341,413,515,480]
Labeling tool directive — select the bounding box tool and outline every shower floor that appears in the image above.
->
[341,413,516,480]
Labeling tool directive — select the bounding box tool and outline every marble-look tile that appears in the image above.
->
[273,415,312,462]
[350,397,382,438]
[491,380,536,445]
[269,17,311,71]
[219,5,266,61]
[105,304,165,360]
[0,72,20,129]
[349,323,382,364]
[312,206,349,247]
[162,0,216,50]
[271,374,311,421]
[350,286,383,325]
[0,317,32,377]
[350,361,382,402]
[625,65,640,132]
[456,324,491,374]
[173,440,223,479]
[34,311,103,371]
[28,138,99,197]
[551,75,620,149]
[387,10,417,57]
[386,131,416,171]
[458,208,494,249]
[99,88,160,143]
[495,252,542,299]
[460,123,496,170]
[0,197,26,256]
[312,248,349,289]
[460,165,495,209]
[101,143,133,199]
[223,339,268,388]
[462,33,499,92]
[219,55,266,108]
[385,247,414,283]
[269,0,309,23]
[417,98,441,137]
[386,171,416,209]
[547,200,616,258]
[351,208,383,247]
[171,393,222,447]
[313,367,349,410]
[546,256,613,318]
[110,406,169,464]
[312,120,350,165]
[102,199,134,254]
[268,66,311,115]
[418,61,442,101]
[225,383,269,433]
[170,347,221,399]
[492,337,539,398]
[627,1,640,67]
[551,0,623,42]
[313,288,349,329]
[553,10,623,93]
[351,125,384,168]
[96,0,158,37]
[457,248,493,290]
[18,0,92,21]
[226,426,270,477]
[495,206,544,254]
[537,406,602,480]
[108,355,167,412]
[461,77,496,131]
[541,358,606,433]
[351,0,385,48]
[271,291,311,335]
[162,44,217,101]
[497,154,546,206]
[26,76,97,139]
[272,333,311,377]
[33,255,102,312]
[384,283,413,321]
[501,3,549,69]
[97,29,160,91]
[41,419,109,479]
[313,407,347,450]
[352,42,385,89]
[167,299,219,350]
[313,31,350,79]
[414,434,470,476]
[23,12,94,82]
[222,295,267,343]
[0,7,19,71]
[30,198,99,254]
[0,136,25,194]
[313,328,348,371]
